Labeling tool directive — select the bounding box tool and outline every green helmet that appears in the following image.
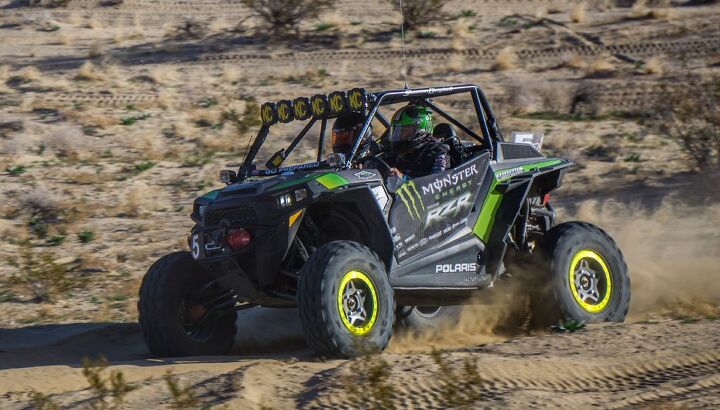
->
[389,104,433,152]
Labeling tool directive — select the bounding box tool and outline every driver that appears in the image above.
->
[385,104,450,179]
[331,112,374,161]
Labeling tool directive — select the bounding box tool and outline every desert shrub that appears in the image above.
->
[240,0,332,38]
[492,46,517,71]
[342,353,395,409]
[164,371,199,409]
[78,230,95,243]
[82,356,138,410]
[30,391,60,410]
[20,186,65,238]
[431,349,486,407]
[5,241,85,302]
[6,164,26,176]
[387,0,446,30]
[652,77,720,171]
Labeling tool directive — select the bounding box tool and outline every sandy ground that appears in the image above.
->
[1,0,720,408]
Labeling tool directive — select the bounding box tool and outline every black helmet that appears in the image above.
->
[331,112,371,155]
[388,104,434,153]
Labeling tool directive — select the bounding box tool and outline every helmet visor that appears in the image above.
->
[389,124,418,144]
[332,126,359,150]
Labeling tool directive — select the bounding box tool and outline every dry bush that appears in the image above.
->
[241,0,332,37]
[5,241,85,303]
[450,21,469,51]
[164,371,199,409]
[75,62,105,81]
[507,81,572,114]
[57,32,73,45]
[631,0,672,19]
[652,76,720,171]
[585,57,615,77]
[87,19,103,30]
[130,133,166,160]
[342,353,395,409]
[82,356,138,409]
[46,125,89,160]
[387,0,446,30]
[14,66,42,83]
[431,349,487,407]
[120,181,169,217]
[570,2,586,23]
[157,90,178,109]
[0,65,10,92]
[643,57,663,75]
[88,42,104,58]
[492,47,517,71]
[150,66,179,85]
[564,55,586,70]
[445,53,464,72]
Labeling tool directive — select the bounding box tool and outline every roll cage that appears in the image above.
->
[238,84,504,180]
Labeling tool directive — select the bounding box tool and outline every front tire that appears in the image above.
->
[535,222,631,324]
[138,251,237,356]
[298,241,394,358]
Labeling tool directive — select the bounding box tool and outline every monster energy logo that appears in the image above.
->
[396,181,425,220]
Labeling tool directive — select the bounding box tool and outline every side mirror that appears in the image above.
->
[219,170,237,184]
[265,149,286,169]
[327,152,346,168]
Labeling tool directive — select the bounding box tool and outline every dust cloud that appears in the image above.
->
[569,199,720,319]
[389,198,720,352]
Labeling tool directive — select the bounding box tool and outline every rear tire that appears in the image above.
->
[138,251,237,356]
[298,241,394,358]
[397,306,462,330]
[534,222,631,325]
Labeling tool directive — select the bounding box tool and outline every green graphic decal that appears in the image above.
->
[316,173,349,190]
[473,159,563,242]
[201,189,220,200]
[269,175,318,191]
[396,181,424,220]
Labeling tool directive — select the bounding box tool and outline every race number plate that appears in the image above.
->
[191,233,205,261]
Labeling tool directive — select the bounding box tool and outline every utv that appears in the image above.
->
[138,84,630,358]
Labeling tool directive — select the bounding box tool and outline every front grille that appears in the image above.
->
[204,205,257,226]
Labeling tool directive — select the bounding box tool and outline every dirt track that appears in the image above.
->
[2,313,720,408]
[2,0,720,408]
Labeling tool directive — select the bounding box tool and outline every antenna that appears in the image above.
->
[399,0,408,89]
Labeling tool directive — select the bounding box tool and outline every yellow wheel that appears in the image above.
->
[568,250,612,313]
[298,241,394,358]
[534,222,630,324]
[337,271,378,335]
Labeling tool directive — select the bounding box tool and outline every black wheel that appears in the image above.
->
[297,241,394,358]
[138,251,237,356]
[534,222,631,324]
[397,305,462,330]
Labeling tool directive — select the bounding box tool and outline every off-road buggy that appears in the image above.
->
[138,84,630,358]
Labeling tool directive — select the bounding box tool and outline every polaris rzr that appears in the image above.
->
[138,84,631,358]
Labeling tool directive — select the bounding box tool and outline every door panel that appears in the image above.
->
[389,152,491,264]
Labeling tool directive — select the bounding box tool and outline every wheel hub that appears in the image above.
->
[337,270,378,335]
[568,250,613,313]
[574,259,600,303]
[342,280,368,327]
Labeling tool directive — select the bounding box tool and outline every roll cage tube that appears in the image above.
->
[345,84,500,165]
[242,84,502,174]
